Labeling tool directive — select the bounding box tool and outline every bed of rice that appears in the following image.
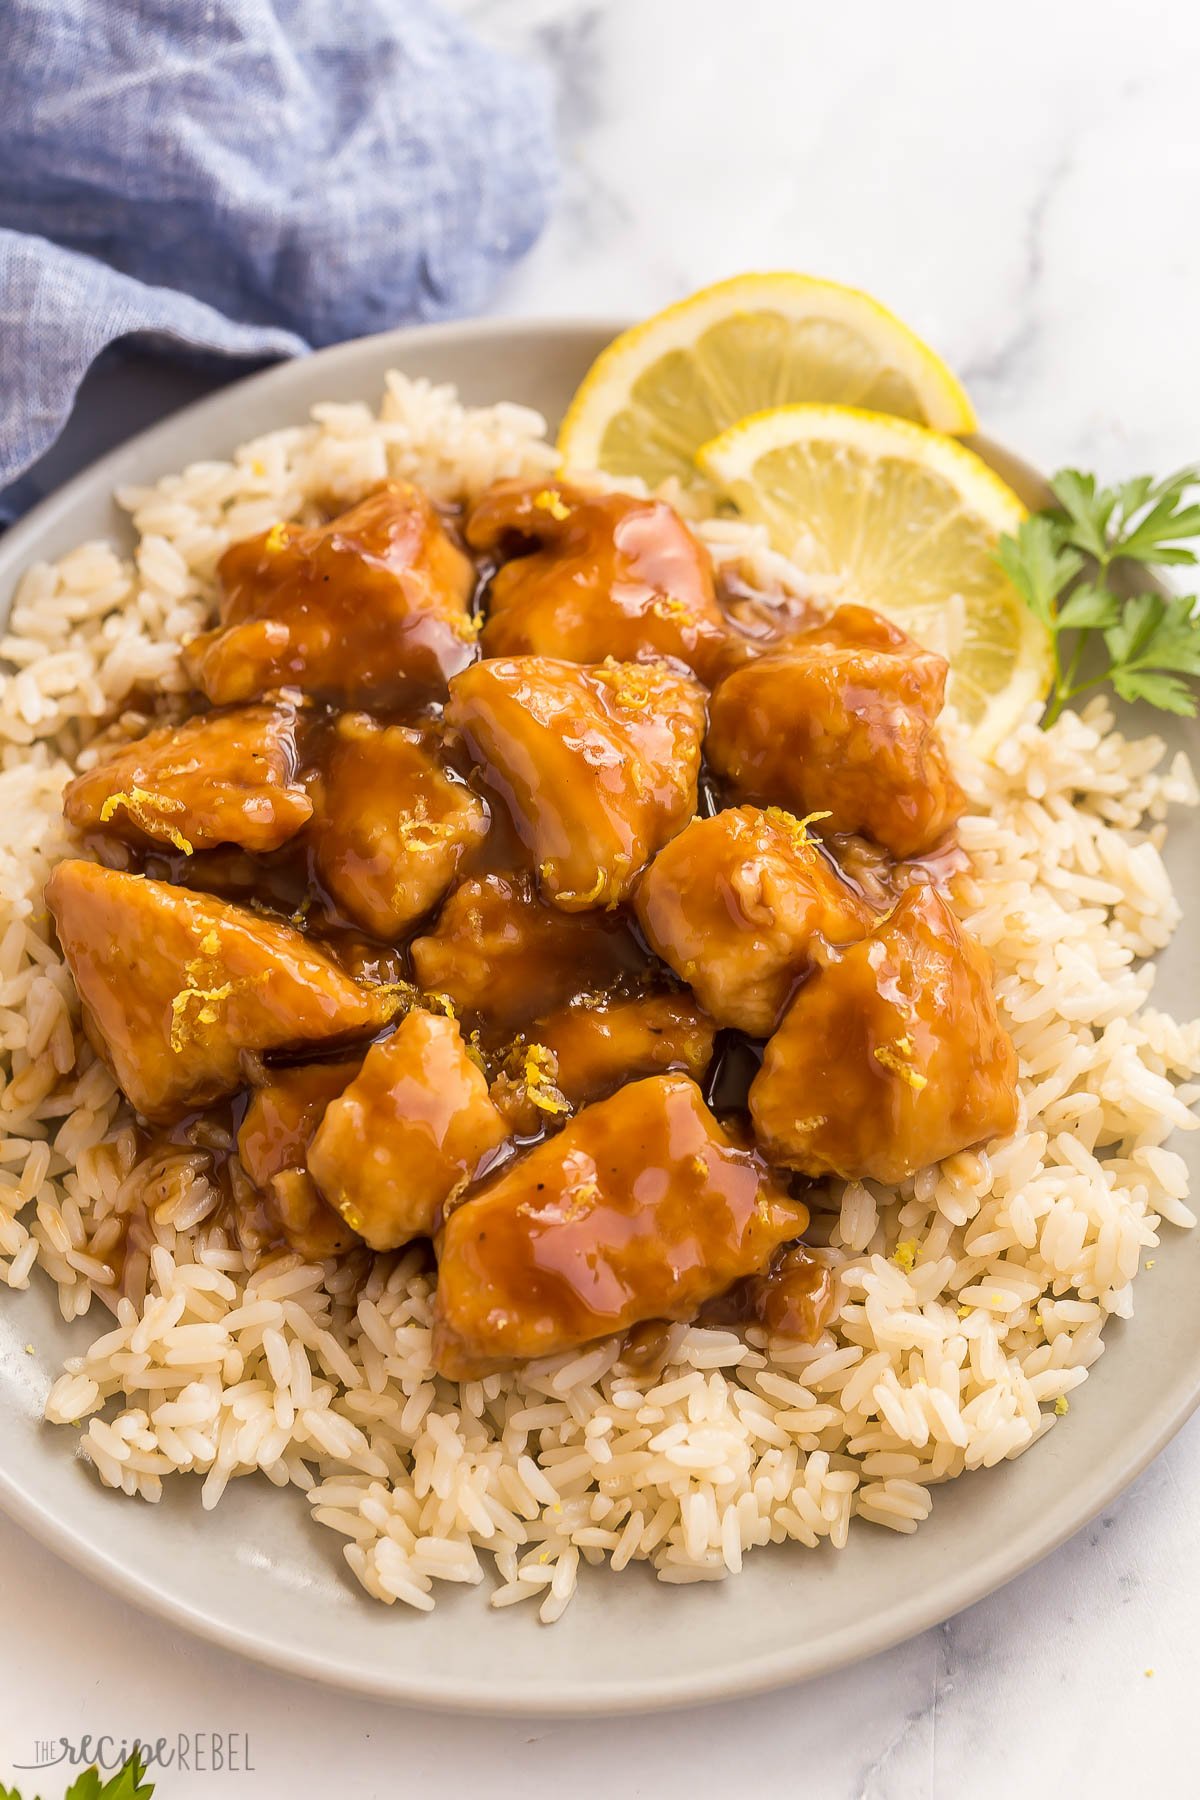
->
[0,372,1198,1622]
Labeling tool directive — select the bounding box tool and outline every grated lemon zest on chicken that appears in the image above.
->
[874,1042,928,1090]
[169,980,234,1051]
[523,1044,568,1116]
[263,523,290,553]
[593,657,663,713]
[764,806,833,855]
[543,863,609,908]
[99,787,194,855]
[374,979,417,1020]
[650,594,693,622]
[533,488,572,522]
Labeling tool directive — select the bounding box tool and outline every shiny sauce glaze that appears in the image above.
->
[48,477,1005,1372]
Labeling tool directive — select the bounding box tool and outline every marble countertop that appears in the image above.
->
[3,1,1199,1793]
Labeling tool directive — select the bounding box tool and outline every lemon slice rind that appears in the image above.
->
[558,272,977,485]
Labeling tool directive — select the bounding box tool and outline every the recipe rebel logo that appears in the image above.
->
[13,1733,256,1776]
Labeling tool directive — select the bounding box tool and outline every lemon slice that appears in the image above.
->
[557,272,976,488]
[696,404,1053,754]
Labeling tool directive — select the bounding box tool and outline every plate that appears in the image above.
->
[0,318,1196,1714]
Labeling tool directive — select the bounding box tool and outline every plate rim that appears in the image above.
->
[0,315,1196,1715]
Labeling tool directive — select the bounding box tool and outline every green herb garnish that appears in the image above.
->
[998,466,1200,725]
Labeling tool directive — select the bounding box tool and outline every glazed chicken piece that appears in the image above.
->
[308,714,489,939]
[45,860,395,1122]
[719,597,922,664]
[63,704,312,855]
[707,636,963,860]
[635,805,873,1036]
[307,1010,508,1251]
[432,1073,809,1378]
[466,480,729,681]
[446,656,705,911]
[800,603,929,657]
[534,992,716,1106]
[182,482,477,708]
[750,885,1018,1183]
[237,1058,363,1259]
[410,872,648,1032]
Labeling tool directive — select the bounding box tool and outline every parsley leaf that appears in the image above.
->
[65,1753,154,1800]
[996,464,1200,724]
[996,517,1082,628]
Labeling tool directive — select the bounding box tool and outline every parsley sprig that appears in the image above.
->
[0,1750,153,1800]
[997,466,1200,725]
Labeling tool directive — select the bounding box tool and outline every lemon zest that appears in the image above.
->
[533,488,572,522]
[545,864,609,908]
[374,979,417,1020]
[893,1240,918,1274]
[874,1042,928,1091]
[791,1114,827,1135]
[264,522,291,553]
[523,1043,568,1116]
[397,805,456,850]
[592,657,660,712]
[650,595,692,622]
[763,806,832,854]
[169,979,234,1051]
[99,787,194,855]
[1054,1395,1069,1417]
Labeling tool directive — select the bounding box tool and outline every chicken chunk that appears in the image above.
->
[707,643,964,858]
[446,656,705,910]
[535,992,716,1106]
[307,1011,508,1250]
[45,860,395,1121]
[308,714,489,939]
[750,886,1018,1183]
[410,873,648,1032]
[182,482,477,707]
[635,806,873,1036]
[467,480,729,680]
[721,596,922,662]
[63,704,312,855]
[237,1058,363,1259]
[432,1073,808,1377]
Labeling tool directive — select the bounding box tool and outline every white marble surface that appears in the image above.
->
[4,1,1200,1793]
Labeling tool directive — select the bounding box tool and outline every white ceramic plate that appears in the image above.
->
[0,319,1196,1714]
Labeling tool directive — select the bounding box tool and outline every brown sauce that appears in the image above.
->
[54,479,971,1355]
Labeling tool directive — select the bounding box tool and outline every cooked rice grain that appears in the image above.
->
[0,373,1196,1619]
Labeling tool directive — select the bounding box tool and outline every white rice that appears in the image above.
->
[0,371,1196,1622]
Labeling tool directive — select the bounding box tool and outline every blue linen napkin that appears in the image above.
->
[0,0,556,520]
